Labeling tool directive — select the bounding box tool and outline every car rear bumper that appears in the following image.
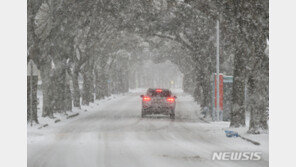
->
[142,107,174,115]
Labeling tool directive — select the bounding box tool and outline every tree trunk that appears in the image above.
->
[248,38,269,134]
[248,72,268,133]
[52,68,66,113]
[64,69,72,112]
[89,70,95,103]
[123,71,129,93]
[65,82,72,111]
[95,68,106,99]
[95,79,103,100]
[103,71,110,97]
[27,75,39,124]
[40,64,54,118]
[94,68,100,99]
[82,59,95,105]
[72,70,81,108]
[230,48,246,127]
[200,73,211,117]
[89,59,95,103]
[82,71,91,105]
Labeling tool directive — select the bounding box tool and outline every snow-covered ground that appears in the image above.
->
[27,89,268,167]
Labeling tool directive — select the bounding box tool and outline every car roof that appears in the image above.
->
[147,88,170,91]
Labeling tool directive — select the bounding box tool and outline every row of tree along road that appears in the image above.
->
[27,0,268,134]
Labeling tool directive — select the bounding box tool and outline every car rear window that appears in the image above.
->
[147,89,171,97]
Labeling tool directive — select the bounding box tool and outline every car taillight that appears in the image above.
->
[167,97,175,103]
[143,96,151,102]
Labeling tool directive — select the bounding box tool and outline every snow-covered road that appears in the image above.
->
[27,90,268,167]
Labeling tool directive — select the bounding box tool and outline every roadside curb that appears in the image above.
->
[66,113,79,119]
[38,124,48,129]
[33,93,122,130]
[54,119,61,123]
[224,130,261,146]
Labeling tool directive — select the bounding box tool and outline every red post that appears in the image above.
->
[215,74,223,111]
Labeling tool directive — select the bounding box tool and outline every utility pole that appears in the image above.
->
[216,20,220,121]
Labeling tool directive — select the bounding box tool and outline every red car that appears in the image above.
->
[140,88,177,119]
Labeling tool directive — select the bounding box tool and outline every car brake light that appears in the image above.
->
[167,97,175,103]
[156,89,162,93]
[143,96,151,102]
